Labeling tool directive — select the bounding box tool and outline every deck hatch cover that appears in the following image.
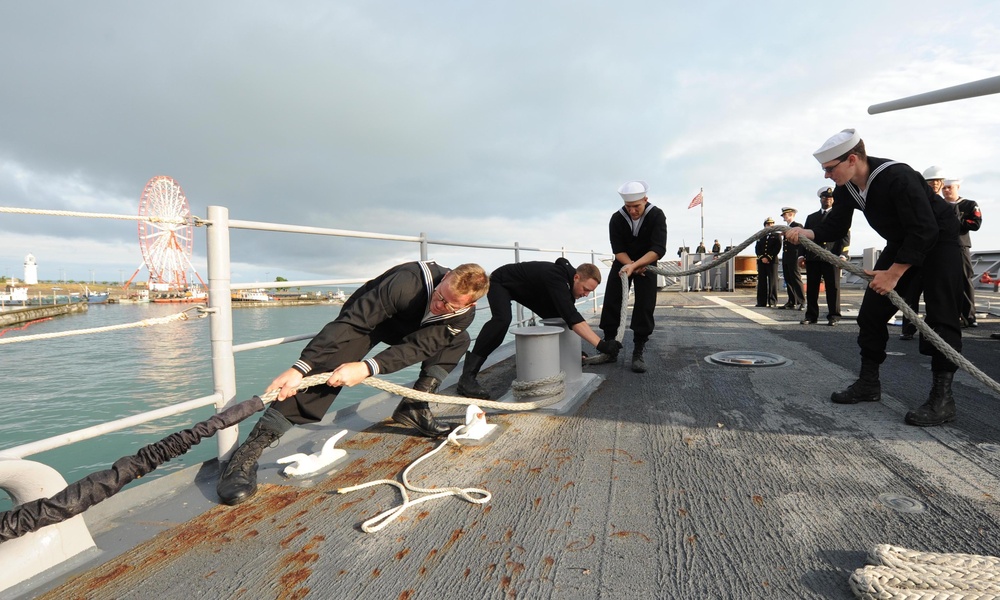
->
[878,493,926,514]
[705,351,790,367]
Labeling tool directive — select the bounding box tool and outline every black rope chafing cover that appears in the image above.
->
[0,396,264,543]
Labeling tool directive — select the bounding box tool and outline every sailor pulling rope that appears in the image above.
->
[2,226,998,546]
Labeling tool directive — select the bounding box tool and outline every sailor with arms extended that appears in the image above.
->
[785,129,963,427]
[217,261,490,506]
[457,259,619,399]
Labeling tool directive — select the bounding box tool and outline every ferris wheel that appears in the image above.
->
[135,175,202,290]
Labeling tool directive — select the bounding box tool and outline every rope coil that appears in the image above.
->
[850,545,1000,599]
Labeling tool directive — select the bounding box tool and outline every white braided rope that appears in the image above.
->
[0,306,204,345]
[259,370,566,411]
[336,425,491,533]
[0,205,189,224]
[850,545,1000,599]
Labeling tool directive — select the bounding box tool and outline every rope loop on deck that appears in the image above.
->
[850,544,1000,599]
[336,425,491,533]
[0,305,205,345]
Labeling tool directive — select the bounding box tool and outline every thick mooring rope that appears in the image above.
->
[0,306,206,345]
[261,370,566,412]
[850,544,1000,599]
[588,225,1000,399]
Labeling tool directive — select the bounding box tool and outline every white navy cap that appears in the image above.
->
[813,128,861,164]
[817,186,834,198]
[943,178,962,186]
[618,180,649,203]
[922,165,948,181]
[781,207,797,215]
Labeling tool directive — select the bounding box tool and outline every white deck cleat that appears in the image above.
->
[277,429,349,477]
[451,405,497,441]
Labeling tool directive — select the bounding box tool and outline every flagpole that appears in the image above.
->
[699,188,705,248]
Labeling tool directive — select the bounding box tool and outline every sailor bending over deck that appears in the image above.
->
[785,129,963,427]
[456,259,620,399]
[217,261,489,506]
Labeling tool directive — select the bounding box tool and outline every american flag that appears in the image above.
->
[687,190,703,209]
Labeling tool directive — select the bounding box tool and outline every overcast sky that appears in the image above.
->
[2,1,999,286]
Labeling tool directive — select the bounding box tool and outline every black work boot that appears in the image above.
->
[392,375,451,438]
[631,340,647,373]
[904,371,957,427]
[456,352,491,399]
[831,359,881,404]
[217,408,292,506]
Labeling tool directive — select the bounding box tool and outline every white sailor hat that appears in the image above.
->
[618,180,649,203]
[817,186,834,198]
[922,165,948,181]
[943,178,962,186]
[813,128,861,164]
[781,207,796,215]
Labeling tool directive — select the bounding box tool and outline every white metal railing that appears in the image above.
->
[0,204,612,464]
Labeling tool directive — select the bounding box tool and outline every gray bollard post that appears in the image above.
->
[512,326,562,390]
[540,318,582,385]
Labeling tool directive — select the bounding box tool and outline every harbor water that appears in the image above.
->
[0,300,499,512]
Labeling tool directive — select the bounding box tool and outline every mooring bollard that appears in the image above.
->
[540,318,582,384]
[511,326,562,393]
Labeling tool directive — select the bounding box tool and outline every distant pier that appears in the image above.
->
[0,303,88,328]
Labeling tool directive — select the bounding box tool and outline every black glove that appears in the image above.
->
[596,339,622,357]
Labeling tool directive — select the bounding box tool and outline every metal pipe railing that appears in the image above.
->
[0,204,612,465]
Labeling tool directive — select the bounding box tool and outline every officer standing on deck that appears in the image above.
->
[942,177,983,327]
[786,128,963,427]
[799,188,850,326]
[779,207,805,310]
[597,180,667,374]
[755,217,781,307]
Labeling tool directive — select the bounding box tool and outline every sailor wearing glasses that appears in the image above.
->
[217,261,489,506]
[784,129,963,428]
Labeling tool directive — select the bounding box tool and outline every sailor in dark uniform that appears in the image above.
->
[754,217,781,307]
[799,187,850,325]
[217,261,490,506]
[786,129,963,427]
[778,207,805,310]
[457,259,619,399]
[942,178,983,327]
[598,180,667,373]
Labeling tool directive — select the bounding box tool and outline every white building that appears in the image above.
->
[23,254,38,285]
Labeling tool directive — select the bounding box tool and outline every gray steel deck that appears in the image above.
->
[16,289,1000,599]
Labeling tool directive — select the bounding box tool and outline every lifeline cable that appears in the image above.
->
[0,396,264,543]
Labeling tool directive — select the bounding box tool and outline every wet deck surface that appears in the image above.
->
[23,288,1000,599]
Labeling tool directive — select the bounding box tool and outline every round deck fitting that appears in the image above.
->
[878,493,926,514]
[704,351,790,367]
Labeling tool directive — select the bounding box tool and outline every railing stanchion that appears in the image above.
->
[206,205,240,461]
